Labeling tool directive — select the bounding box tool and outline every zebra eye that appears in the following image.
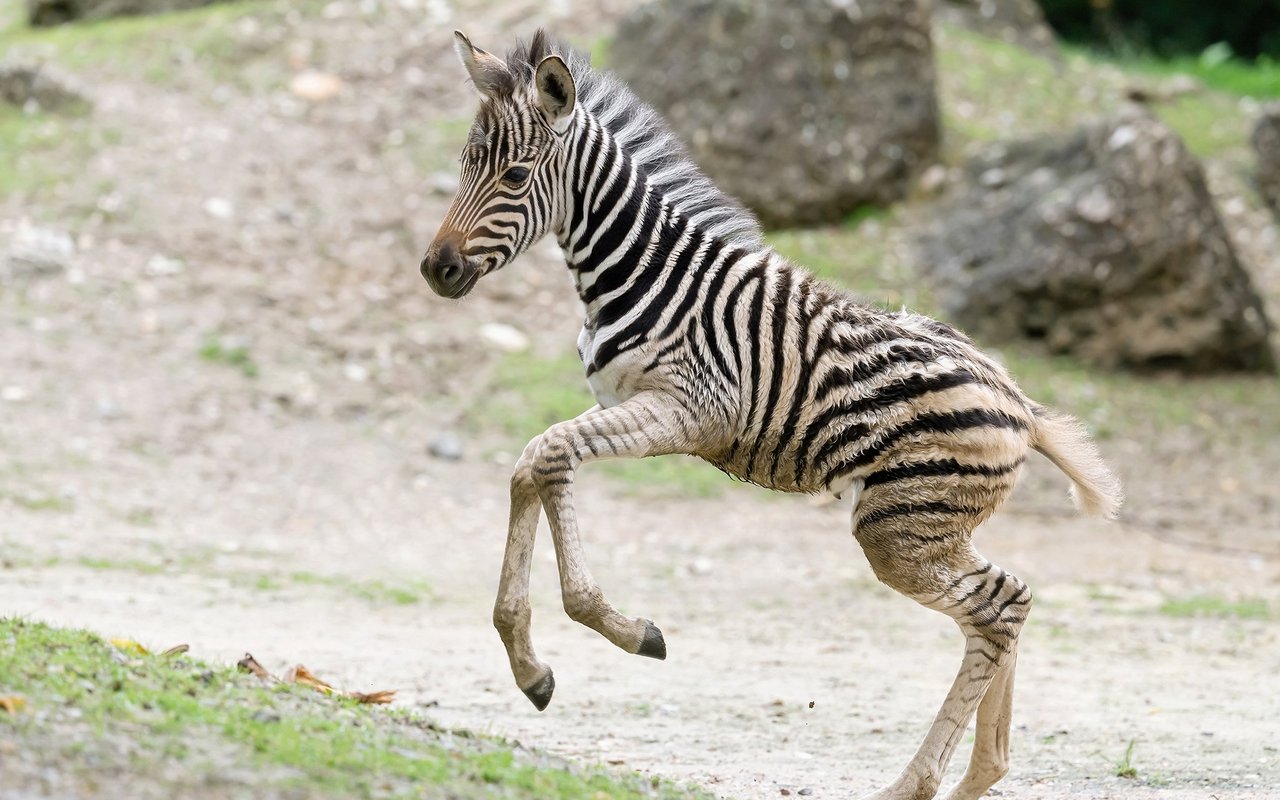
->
[501,166,530,187]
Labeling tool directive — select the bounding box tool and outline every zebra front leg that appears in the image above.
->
[493,434,556,710]
[521,392,702,700]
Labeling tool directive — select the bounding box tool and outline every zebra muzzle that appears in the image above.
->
[420,240,479,299]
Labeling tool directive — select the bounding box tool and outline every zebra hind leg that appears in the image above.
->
[854,536,1032,800]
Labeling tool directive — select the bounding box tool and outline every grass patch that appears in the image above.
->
[999,349,1280,442]
[767,208,934,314]
[289,571,436,606]
[1111,739,1139,779]
[0,489,75,513]
[477,352,732,498]
[1157,595,1272,620]
[933,23,1105,155]
[0,106,107,201]
[0,618,712,799]
[199,339,259,378]
[0,0,291,89]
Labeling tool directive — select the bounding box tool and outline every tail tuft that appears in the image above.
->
[1029,407,1123,520]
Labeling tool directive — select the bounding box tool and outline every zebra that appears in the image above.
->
[420,30,1122,800]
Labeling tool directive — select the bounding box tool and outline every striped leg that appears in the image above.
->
[492,433,555,709]
[854,465,1032,800]
[501,392,700,710]
[941,651,1017,800]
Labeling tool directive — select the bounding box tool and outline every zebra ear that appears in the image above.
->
[534,55,576,132]
[454,30,509,100]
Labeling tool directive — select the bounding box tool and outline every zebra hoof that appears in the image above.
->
[521,671,555,711]
[637,621,666,660]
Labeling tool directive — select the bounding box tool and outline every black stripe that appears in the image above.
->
[863,457,1024,489]
[857,500,983,527]
[818,407,1027,486]
[746,266,792,476]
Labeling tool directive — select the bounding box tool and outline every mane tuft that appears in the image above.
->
[489,30,764,248]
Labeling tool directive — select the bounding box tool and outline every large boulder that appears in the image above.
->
[27,0,227,26]
[1254,103,1280,216]
[913,110,1275,373]
[610,0,941,227]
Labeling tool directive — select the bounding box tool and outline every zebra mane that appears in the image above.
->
[492,30,765,248]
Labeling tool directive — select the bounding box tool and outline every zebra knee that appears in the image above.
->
[961,571,1033,653]
[511,434,543,498]
[530,427,578,498]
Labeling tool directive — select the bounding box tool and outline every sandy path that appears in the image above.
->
[4,432,1278,799]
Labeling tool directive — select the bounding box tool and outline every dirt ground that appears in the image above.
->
[2,1,1279,798]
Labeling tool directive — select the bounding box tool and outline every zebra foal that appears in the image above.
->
[420,30,1121,800]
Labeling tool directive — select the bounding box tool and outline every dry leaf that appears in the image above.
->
[349,689,396,705]
[237,653,276,682]
[239,655,395,704]
[284,664,336,695]
[160,644,189,658]
[109,638,149,656]
[0,695,27,714]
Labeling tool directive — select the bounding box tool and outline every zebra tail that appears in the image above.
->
[1029,406,1123,520]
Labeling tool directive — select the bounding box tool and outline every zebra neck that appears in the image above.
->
[557,123,694,327]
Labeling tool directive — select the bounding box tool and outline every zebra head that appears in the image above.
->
[420,31,577,299]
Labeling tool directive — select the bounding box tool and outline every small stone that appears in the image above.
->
[5,224,74,278]
[289,70,344,102]
[917,163,948,195]
[688,557,714,576]
[0,61,90,112]
[145,255,185,276]
[1,386,28,402]
[203,197,235,220]
[428,432,464,462]
[798,790,813,797]
[480,323,529,353]
[343,363,369,383]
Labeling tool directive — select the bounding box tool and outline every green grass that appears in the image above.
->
[1000,350,1280,443]
[477,352,733,498]
[1157,595,1272,620]
[0,489,75,513]
[199,339,259,378]
[935,23,1274,161]
[289,571,436,606]
[0,106,102,199]
[767,207,934,314]
[0,0,291,89]
[0,618,712,799]
[1075,45,1280,99]
[1112,739,1139,779]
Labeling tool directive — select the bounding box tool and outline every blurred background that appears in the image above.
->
[1,0,1278,798]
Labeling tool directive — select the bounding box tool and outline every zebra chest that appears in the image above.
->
[577,324,644,409]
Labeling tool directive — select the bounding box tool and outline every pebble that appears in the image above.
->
[480,322,529,353]
[4,224,74,278]
[203,197,235,220]
[289,70,344,102]
[428,432,464,462]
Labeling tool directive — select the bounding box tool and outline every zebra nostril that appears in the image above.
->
[441,263,461,285]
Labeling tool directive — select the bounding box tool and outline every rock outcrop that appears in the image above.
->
[914,110,1275,372]
[1253,103,1280,216]
[611,0,941,227]
[27,0,227,26]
